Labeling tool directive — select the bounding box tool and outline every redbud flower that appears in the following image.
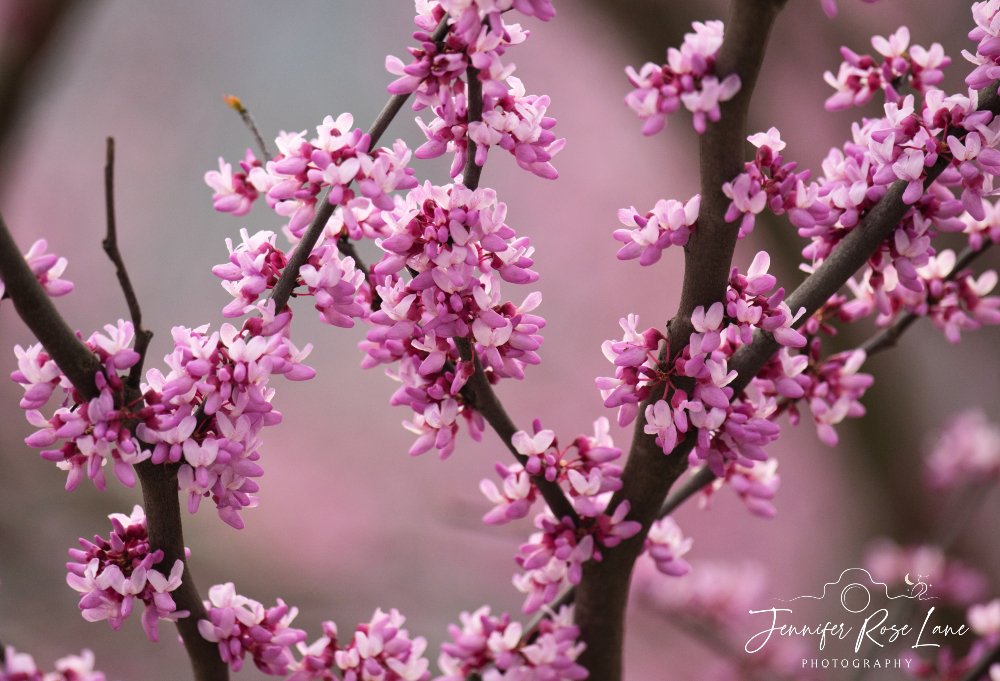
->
[66,505,187,642]
[0,238,73,304]
[925,410,1000,490]
[436,605,585,681]
[198,583,306,675]
[625,21,741,135]
[1,646,108,681]
[645,517,693,577]
[15,321,148,492]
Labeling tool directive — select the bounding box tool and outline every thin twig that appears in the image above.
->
[336,235,382,311]
[268,19,451,313]
[455,338,578,522]
[101,137,153,390]
[224,95,270,160]
[861,241,994,357]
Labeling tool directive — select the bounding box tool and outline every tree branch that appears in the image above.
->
[268,18,450,313]
[102,137,153,391]
[455,338,578,522]
[861,241,994,356]
[224,95,270,160]
[137,461,226,681]
[1,214,228,680]
[574,2,787,677]
[0,214,102,395]
[462,64,484,189]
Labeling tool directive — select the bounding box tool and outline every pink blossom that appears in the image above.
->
[361,182,541,457]
[514,500,640,614]
[436,605,585,681]
[66,505,187,642]
[824,27,948,111]
[925,410,1000,490]
[625,21,741,135]
[613,194,699,265]
[1,646,108,681]
[204,153,259,216]
[645,517,693,576]
[137,312,314,528]
[15,322,149,492]
[198,583,306,675]
[0,239,74,304]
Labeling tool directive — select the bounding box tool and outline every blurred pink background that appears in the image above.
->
[0,1,997,679]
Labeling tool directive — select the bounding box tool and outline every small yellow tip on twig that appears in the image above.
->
[223,94,245,113]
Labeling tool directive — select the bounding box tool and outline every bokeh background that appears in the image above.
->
[0,1,997,679]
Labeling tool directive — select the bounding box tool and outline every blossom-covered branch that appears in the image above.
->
[0,213,228,680]
[573,2,788,678]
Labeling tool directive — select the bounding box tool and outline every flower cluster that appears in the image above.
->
[599,253,805,475]
[644,516,693,577]
[198,583,306,675]
[206,114,417,237]
[514,503,640,614]
[480,418,624,522]
[625,20,741,135]
[613,194,700,266]
[966,0,1000,91]
[1,647,107,681]
[137,309,314,529]
[66,506,186,642]
[824,27,948,111]
[212,228,369,328]
[290,608,430,681]
[436,605,586,681]
[361,182,542,458]
[0,238,73,303]
[925,409,1000,490]
[846,247,1000,344]
[477,419,638,613]
[388,1,563,179]
[698,457,782,518]
[14,320,148,491]
[722,128,829,239]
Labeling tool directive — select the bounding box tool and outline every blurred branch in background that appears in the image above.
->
[0,0,85,179]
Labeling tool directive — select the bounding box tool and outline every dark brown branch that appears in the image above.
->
[137,461,227,681]
[462,65,484,189]
[0,0,82,165]
[102,137,153,391]
[861,241,994,357]
[574,3,787,678]
[455,338,578,522]
[224,95,270,160]
[269,18,450,312]
[1,215,227,680]
[454,52,575,521]
[0,214,102,395]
